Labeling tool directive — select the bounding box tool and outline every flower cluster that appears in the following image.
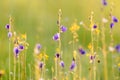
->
[70,22,80,33]
[69,21,80,42]
[3,2,120,79]
[5,20,29,58]
[34,44,48,61]
[5,24,12,38]
[53,25,67,41]
[110,16,119,29]
[53,9,67,72]
[12,34,29,57]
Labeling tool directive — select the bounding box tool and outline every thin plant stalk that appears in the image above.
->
[24,50,27,79]
[13,56,16,80]
[100,5,108,80]
[24,36,27,79]
[21,52,25,80]
[8,16,12,80]
[96,28,100,80]
[28,64,31,80]
[101,22,108,80]
[43,49,46,80]
[18,56,21,80]
[55,9,62,80]
[8,40,11,80]
[110,3,115,80]
[90,12,95,80]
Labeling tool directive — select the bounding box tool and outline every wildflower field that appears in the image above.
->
[0,0,120,80]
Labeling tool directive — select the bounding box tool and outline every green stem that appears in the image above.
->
[102,23,108,80]
[13,57,16,80]
[24,50,26,79]
[9,40,11,80]
[28,64,31,80]
[18,56,21,80]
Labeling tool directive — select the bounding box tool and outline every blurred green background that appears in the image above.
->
[0,0,120,80]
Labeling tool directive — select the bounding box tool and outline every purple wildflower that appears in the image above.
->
[89,55,96,63]
[55,53,60,58]
[13,47,20,57]
[112,16,118,23]
[5,24,10,30]
[53,33,60,41]
[60,26,67,32]
[110,22,114,29]
[39,62,44,69]
[34,43,42,54]
[70,60,76,70]
[19,45,24,51]
[60,61,65,68]
[8,32,12,38]
[115,44,120,53]
[102,0,107,6]
[79,48,86,55]
[90,55,95,60]
[36,44,42,50]
[93,24,97,29]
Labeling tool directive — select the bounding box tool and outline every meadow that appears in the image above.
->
[0,0,120,80]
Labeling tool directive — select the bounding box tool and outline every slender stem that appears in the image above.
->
[96,29,100,80]
[110,3,115,80]
[29,64,31,80]
[43,49,46,79]
[9,15,12,80]
[90,12,94,80]
[55,58,58,79]
[55,9,62,80]
[24,50,26,79]
[78,55,81,80]
[18,56,21,80]
[102,23,108,80]
[58,9,62,59]
[24,36,27,80]
[9,40,11,80]
[13,56,16,80]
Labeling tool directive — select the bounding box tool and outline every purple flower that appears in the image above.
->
[55,53,60,58]
[8,32,12,38]
[60,26,67,32]
[36,44,42,50]
[34,44,42,54]
[60,61,65,68]
[70,61,76,70]
[90,55,95,60]
[5,24,10,30]
[53,33,60,41]
[39,62,44,69]
[112,16,118,23]
[89,55,96,63]
[13,47,20,57]
[19,45,24,51]
[93,24,97,29]
[79,48,86,55]
[102,0,107,6]
[110,22,114,29]
[115,44,120,53]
